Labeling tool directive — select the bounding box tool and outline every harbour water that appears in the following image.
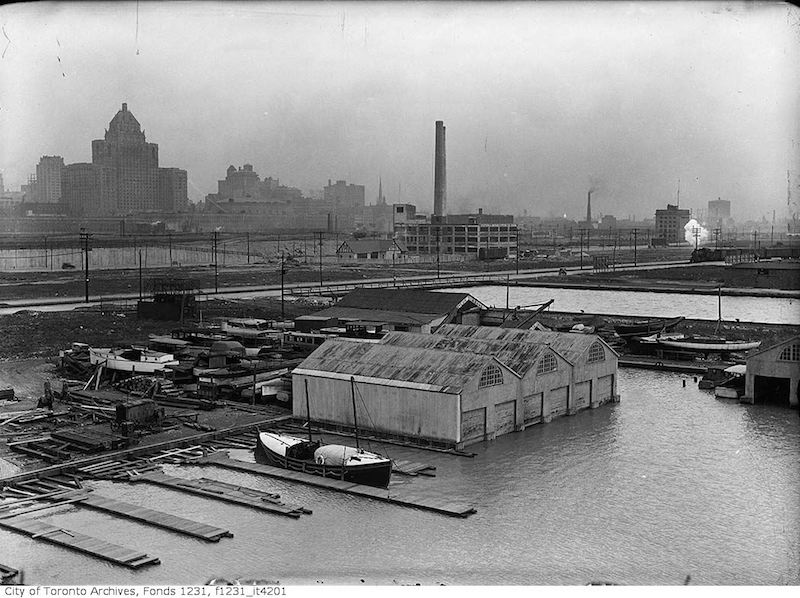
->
[448,286,799,325]
[3,369,798,585]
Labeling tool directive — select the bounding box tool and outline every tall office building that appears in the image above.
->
[34,156,65,203]
[62,103,188,215]
[323,179,365,231]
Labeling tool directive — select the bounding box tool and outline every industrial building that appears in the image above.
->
[292,325,619,448]
[744,336,800,408]
[293,288,487,334]
[654,203,691,244]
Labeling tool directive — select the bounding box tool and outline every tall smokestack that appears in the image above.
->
[434,120,447,217]
[586,190,592,224]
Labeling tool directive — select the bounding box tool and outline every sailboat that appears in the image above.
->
[256,377,392,488]
[639,288,761,352]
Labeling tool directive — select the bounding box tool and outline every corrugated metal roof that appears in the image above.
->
[335,288,481,315]
[295,306,441,326]
[380,331,550,377]
[435,324,611,363]
[296,337,511,393]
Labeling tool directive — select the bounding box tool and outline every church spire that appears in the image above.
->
[377,177,386,205]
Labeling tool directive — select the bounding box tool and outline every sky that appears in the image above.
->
[1,0,798,222]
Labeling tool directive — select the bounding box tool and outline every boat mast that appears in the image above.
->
[715,285,722,335]
[305,379,312,442]
[350,376,360,450]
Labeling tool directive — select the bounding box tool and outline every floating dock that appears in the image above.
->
[129,470,311,518]
[199,452,476,518]
[77,493,233,542]
[0,515,160,569]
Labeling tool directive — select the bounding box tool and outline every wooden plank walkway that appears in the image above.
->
[78,494,233,542]
[129,471,310,519]
[199,453,476,518]
[0,516,160,569]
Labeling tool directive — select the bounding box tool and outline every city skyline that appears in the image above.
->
[1,1,798,221]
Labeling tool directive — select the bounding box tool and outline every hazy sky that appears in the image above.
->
[1,1,798,221]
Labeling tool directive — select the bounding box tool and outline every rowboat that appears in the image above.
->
[614,316,685,337]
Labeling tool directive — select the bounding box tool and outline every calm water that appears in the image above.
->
[3,369,798,585]
[447,286,799,325]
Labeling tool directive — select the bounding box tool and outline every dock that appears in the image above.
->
[619,356,708,374]
[129,470,311,518]
[0,514,160,569]
[76,493,233,542]
[199,452,476,518]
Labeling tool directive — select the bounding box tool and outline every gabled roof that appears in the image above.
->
[746,335,800,359]
[435,324,618,362]
[296,306,442,326]
[336,288,485,315]
[380,330,554,377]
[295,338,515,393]
[337,238,407,254]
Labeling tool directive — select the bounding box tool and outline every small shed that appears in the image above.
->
[336,238,407,260]
[744,336,800,408]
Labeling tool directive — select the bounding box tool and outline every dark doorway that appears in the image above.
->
[753,375,791,407]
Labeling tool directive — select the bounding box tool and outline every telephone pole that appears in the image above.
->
[280,251,286,320]
[79,230,92,303]
[213,230,219,293]
[632,228,639,267]
[317,231,324,291]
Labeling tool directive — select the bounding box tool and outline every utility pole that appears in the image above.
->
[612,232,618,271]
[280,251,285,320]
[693,226,701,251]
[317,231,324,291]
[515,226,519,275]
[632,228,639,267]
[79,230,91,303]
[713,228,721,250]
[213,230,218,293]
[168,232,172,266]
[138,249,143,300]
[579,229,585,270]
[246,232,250,264]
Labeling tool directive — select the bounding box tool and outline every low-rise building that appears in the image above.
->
[293,288,487,334]
[655,203,691,244]
[744,336,800,408]
[336,238,407,260]
[292,324,619,448]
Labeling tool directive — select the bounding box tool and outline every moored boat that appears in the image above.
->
[714,364,746,399]
[256,431,392,488]
[614,316,685,337]
[657,336,761,352]
[89,347,179,373]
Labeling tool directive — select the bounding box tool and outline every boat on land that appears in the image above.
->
[256,377,392,488]
[89,347,179,373]
[655,335,761,352]
[614,316,685,337]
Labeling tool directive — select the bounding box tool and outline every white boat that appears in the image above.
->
[221,318,281,342]
[714,364,746,399]
[89,347,179,373]
[657,336,761,352]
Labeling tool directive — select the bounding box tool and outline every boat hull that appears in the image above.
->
[657,339,761,352]
[256,437,391,488]
[615,316,685,337]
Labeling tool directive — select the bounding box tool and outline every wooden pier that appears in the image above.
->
[129,470,311,518]
[0,514,160,569]
[77,493,233,542]
[199,452,476,518]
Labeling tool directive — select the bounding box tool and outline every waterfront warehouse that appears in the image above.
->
[292,326,618,447]
[743,335,800,408]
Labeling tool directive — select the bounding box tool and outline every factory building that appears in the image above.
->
[744,336,800,408]
[292,325,619,448]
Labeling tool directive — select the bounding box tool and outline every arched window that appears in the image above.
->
[536,353,557,375]
[587,342,606,363]
[479,364,504,388]
[778,344,800,361]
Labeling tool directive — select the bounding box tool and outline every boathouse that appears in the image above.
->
[293,288,487,334]
[743,336,800,408]
[292,325,617,448]
[435,325,620,413]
